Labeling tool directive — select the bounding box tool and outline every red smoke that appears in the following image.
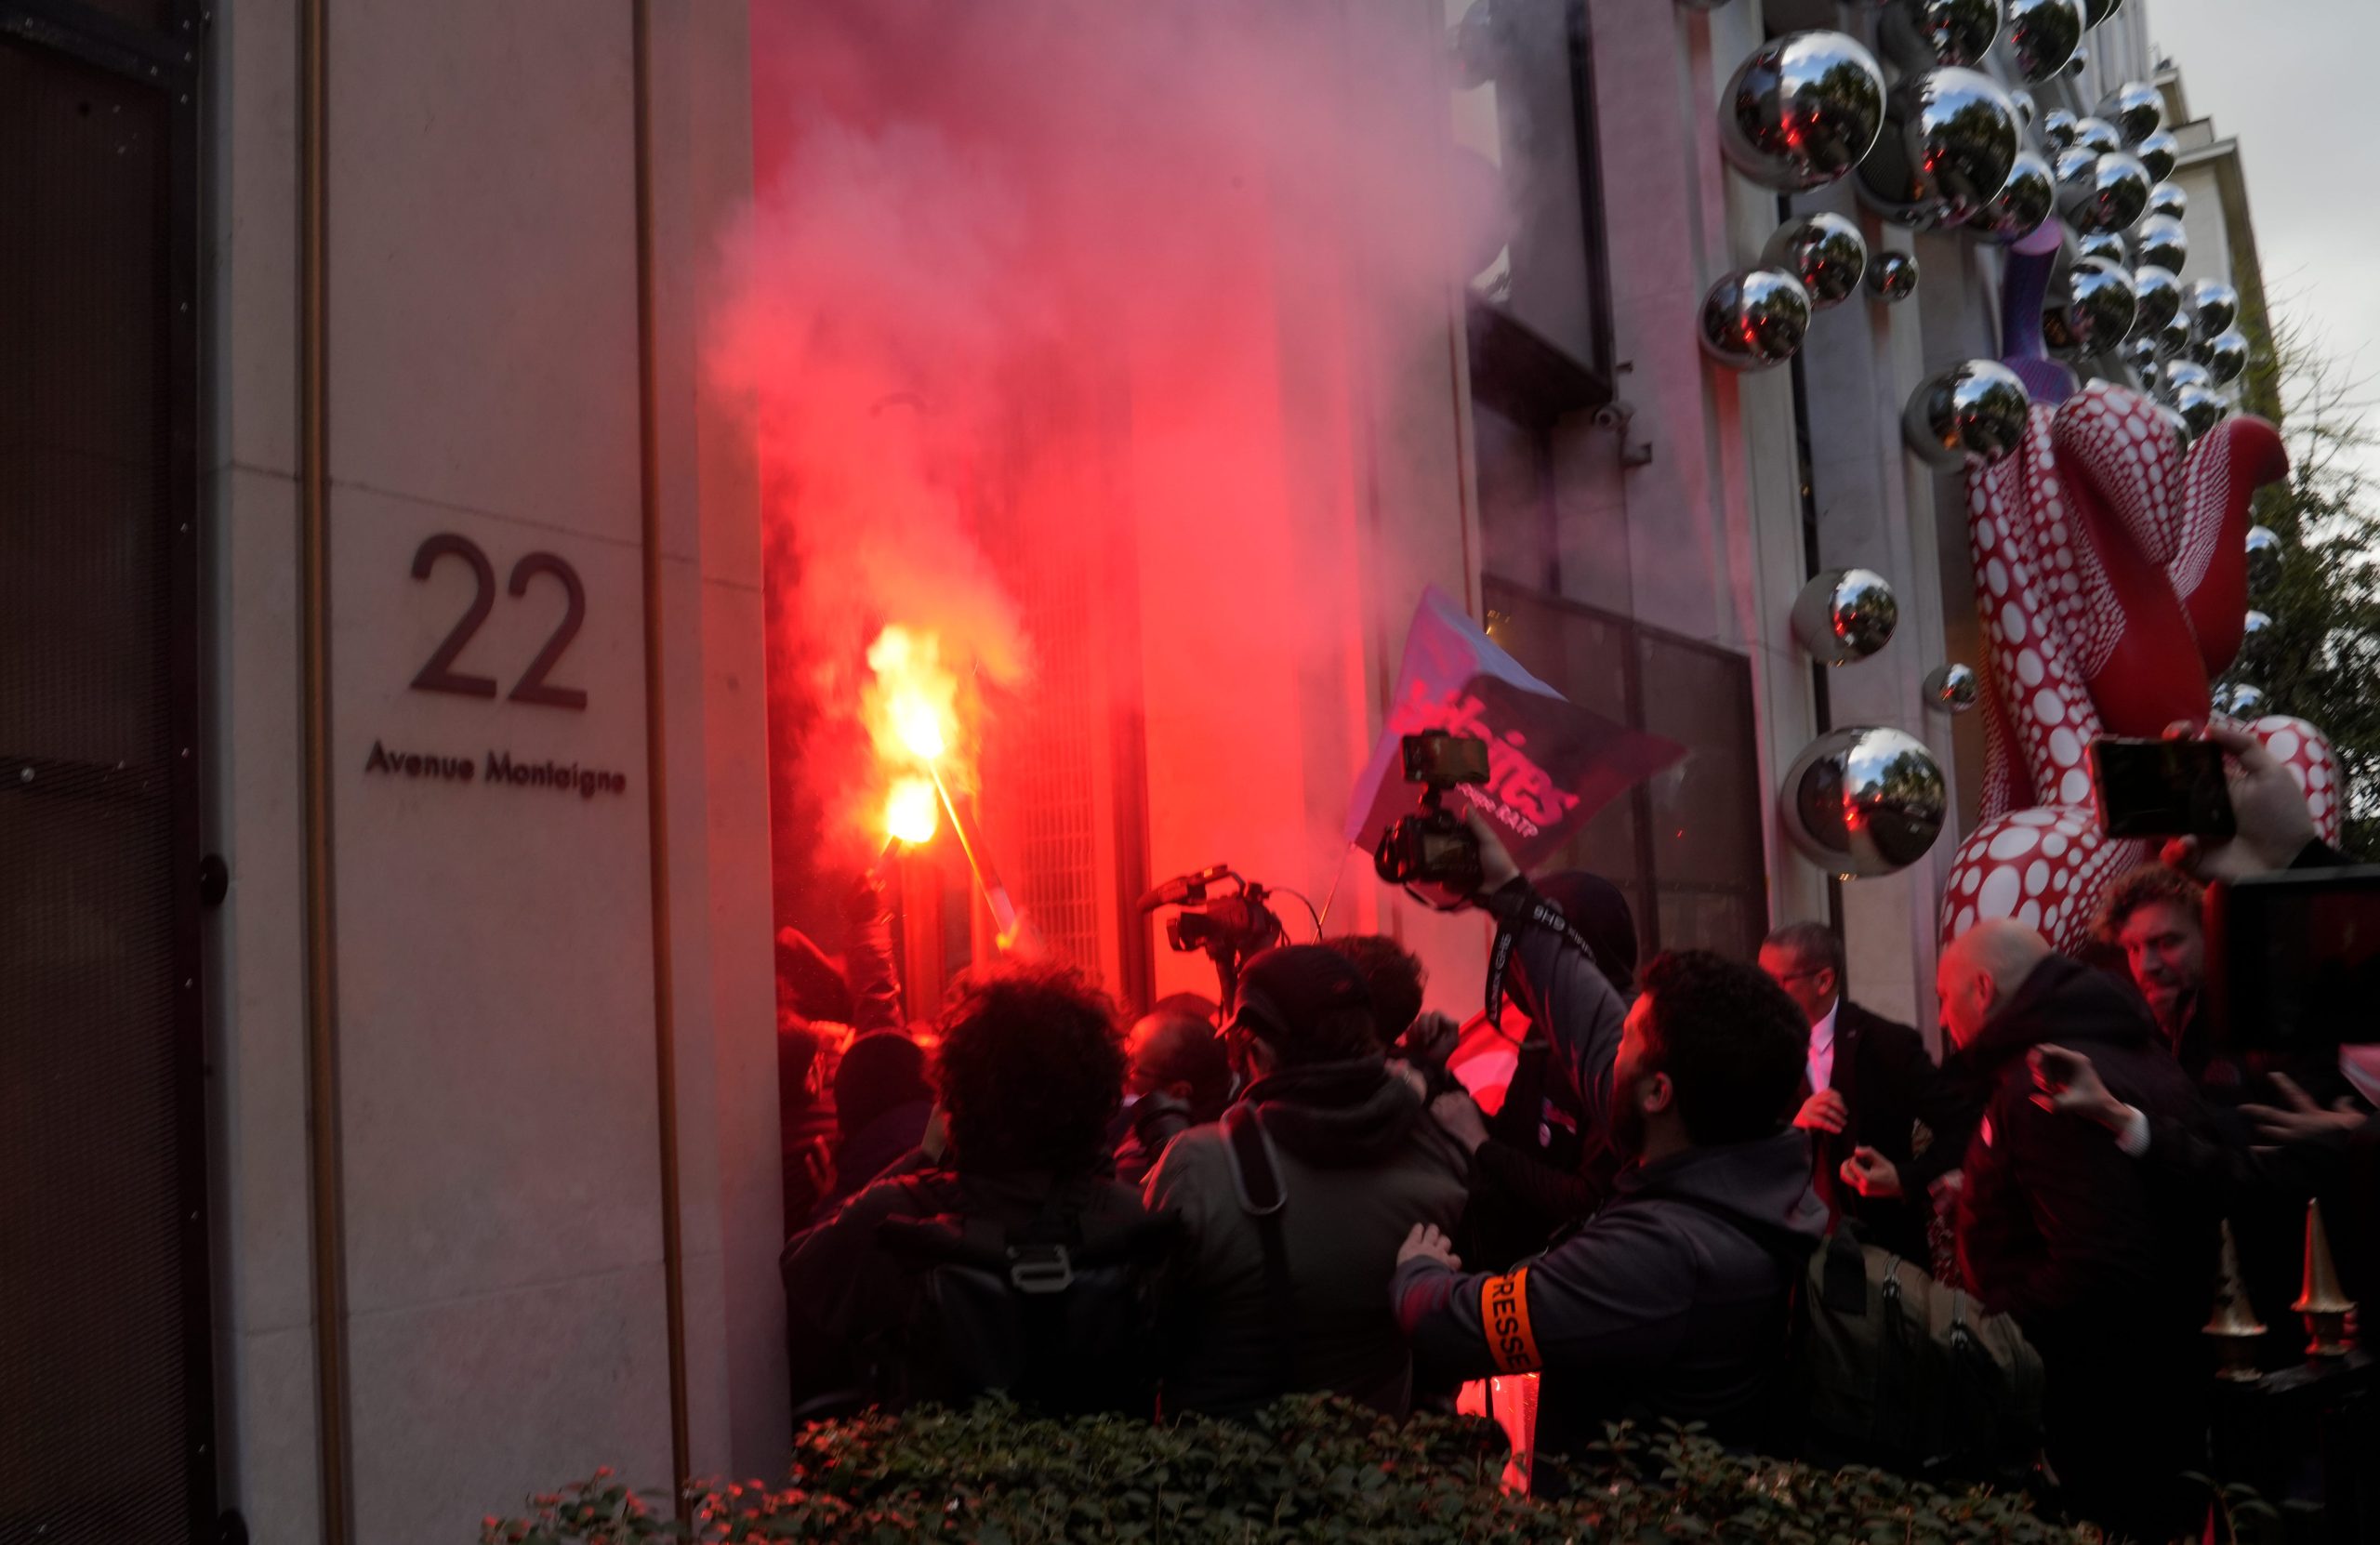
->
[719,0,1489,984]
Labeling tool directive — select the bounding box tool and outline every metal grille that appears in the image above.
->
[974,367,1132,983]
[0,15,209,1543]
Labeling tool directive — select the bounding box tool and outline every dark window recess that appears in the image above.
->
[1457,0,1616,427]
[1483,582,1770,963]
[0,5,213,1543]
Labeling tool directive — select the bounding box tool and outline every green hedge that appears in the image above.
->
[480,1397,2096,1544]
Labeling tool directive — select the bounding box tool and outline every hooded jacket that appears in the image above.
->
[1953,955,2222,1352]
[1143,1057,1469,1420]
[1395,1129,1828,1465]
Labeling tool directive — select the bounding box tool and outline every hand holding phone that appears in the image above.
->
[2090,736,2236,839]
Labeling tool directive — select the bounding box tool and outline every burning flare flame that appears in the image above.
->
[866,625,961,845]
[882,776,940,845]
[866,626,959,766]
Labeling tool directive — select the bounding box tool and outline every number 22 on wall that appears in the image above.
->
[408,533,588,710]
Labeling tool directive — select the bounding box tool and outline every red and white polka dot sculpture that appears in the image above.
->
[1941,381,2337,952]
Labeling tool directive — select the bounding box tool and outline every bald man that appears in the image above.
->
[1937,919,2222,1542]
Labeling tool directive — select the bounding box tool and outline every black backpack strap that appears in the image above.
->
[1221,1102,1298,1395]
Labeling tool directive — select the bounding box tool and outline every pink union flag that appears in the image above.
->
[1345,587,1686,874]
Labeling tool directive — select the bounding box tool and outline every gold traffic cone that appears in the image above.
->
[2293,1198,2356,1358]
[2203,1220,2267,1382]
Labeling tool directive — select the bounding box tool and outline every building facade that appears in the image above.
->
[0,1,2268,1541]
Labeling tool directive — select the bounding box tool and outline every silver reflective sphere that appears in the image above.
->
[1699,269,1814,371]
[2146,180,2188,221]
[2195,328,2252,387]
[2245,524,2284,590]
[1792,568,1902,663]
[2002,0,2084,84]
[2041,108,2081,152]
[2190,280,2241,340]
[2158,401,2190,444]
[1973,152,2057,243]
[2133,128,2180,183]
[2097,81,2164,145]
[1762,212,1869,310]
[2173,381,2228,440]
[2075,231,2129,267]
[1867,249,1921,302]
[2057,258,2139,355]
[2134,213,2189,274]
[1859,66,2023,230]
[2056,148,2152,234]
[2213,681,2266,719]
[1879,0,2002,70]
[2158,304,2196,359]
[2012,88,2037,131]
[2242,609,2274,640]
[1924,662,1983,715]
[2127,265,2184,344]
[2122,335,2160,376]
[1719,31,1889,191]
[2065,42,2091,78]
[1903,359,2031,469]
[1781,727,1950,878]
[2069,115,2125,157]
[2162,359,2216,398]
[2082,0,2125,23]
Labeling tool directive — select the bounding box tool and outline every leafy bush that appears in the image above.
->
[480,1396,2098,1544]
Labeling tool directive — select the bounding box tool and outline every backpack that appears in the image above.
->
[873,1175,1180,1417]
[1793,1230,2046,1484]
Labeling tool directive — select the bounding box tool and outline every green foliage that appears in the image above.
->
[2237,322,2380,857]
[477,1397,2099,1544]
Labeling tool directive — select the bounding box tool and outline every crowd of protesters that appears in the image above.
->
[773,722,2375,1542]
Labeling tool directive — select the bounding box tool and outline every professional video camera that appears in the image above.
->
[1139,865,1292,1004]
[1373,730,1492,894]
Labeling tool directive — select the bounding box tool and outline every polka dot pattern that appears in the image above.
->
[2251,714,2346,846]
[1939,804,2153,955]
[1945,385,2328,954]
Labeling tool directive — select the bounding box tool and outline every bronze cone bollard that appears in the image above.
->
[2203,1220,2267,1381]
[2294,1198,2356,1359]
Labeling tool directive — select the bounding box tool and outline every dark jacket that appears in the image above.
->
[780,1162,1156,1421]
[1953,954,2224,1538]
[1821,1001,1977,1262]
[805,1096,935,1227]
[1395,1129,1828,1467]
[1955,957,2221,1342]
[1143,1058,1469,1420]
[1115,1092,1198,1188]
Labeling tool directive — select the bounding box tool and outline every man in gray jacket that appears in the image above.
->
[1395,948,1825,1469]
[1144,944,1471,1419]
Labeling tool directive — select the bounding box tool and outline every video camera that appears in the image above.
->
[1373,730,1491,894]
[1139,865,1289,1004]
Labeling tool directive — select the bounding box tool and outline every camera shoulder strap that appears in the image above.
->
[1221,1101,1299,1396]
[1484,882,1600,1023]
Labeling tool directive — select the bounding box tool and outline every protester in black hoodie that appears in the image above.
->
[1395,949,1825,1472]
[1938,918,2222,1543]
[1144,945,1471,1419]
[803,1031,936,1225]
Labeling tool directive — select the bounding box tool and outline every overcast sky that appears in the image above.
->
[2152,0,2380,477]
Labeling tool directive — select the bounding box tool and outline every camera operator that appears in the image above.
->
[1417,809,1634,1172]
[1435,871,1643,1271]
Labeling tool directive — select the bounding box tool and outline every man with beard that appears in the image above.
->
[1392,948,1826,1472]
[2096,865,2220,1082]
